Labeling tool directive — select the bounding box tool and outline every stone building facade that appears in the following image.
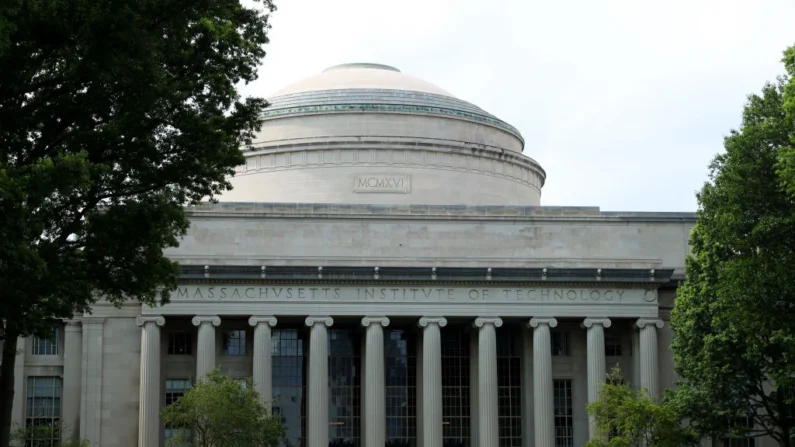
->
[4,63,762,446]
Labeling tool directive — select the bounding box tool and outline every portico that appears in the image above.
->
[135,266,667,447]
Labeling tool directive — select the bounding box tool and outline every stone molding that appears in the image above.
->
[305,316,334,327]
[361,316,390,327]
[235,146,544,191]
[418,317,447,328]
[135,316,165,327]
[474,317,503,328]
[80,317,105,325]
[64,319,82,331]
[529,317,558,329]
[582,317,612,329]
[191,316,221,327]
[248,316,278,327]
[636,318,664,329]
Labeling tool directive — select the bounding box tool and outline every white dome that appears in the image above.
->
[273,63,455,97]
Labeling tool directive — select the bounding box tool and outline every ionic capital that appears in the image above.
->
[361,316,390,328]
[192,316,221,327]
[528,317,558,329]
[305,316,334,327]
[248,316,278,328]
[418,317,447,328]
[474,317,503,329]
[635,318,664,329]
[136,316,165,327]
[582,318,612,329]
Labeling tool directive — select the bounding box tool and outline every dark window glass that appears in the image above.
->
[168,332,192,355]
[551,331,570,356]
[442,329,470,445]
[32,330,59,356]
[328,329,361,446]
[272,329,307,446]
[605,333,622,357]
[26,377,62,447]
[223,330,247,356]
[497,328,522,447]
[553,379,573,447]
[386,329,417,444]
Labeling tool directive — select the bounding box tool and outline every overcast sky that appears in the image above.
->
[238,0,795,212]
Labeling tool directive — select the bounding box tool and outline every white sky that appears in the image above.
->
[238,0,795,211]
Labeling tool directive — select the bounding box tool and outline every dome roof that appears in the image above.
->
[273,63,454,97]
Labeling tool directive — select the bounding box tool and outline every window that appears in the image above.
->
[223,330,247,356]
[168,332,192,355]
[721,417,755,447]
[328,329,361,445]
[497,328,522,447]
[553,379,573,447]
[26,377,62,447]
[551,331,570,356]
[165,379,192,442]
[385,329,417,444]
[442,329,470,444]
[605,333,622,357]
[32,331,59,356]
[272,329,307,445]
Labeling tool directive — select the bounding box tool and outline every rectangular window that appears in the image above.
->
[26,377,62,447]
[605,333,622,356]
[168,332,192,355]
[721,417,755,447]
[32,330,59,356]
[553,379,574,447]
[223,330,247,356]
[551,331,570,356]
[165,379,192,442]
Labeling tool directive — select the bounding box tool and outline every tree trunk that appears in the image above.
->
[0,332,19,447]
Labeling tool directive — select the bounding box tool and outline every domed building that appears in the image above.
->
[10,64,720,447]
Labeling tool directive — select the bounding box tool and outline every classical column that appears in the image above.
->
[192,316,221,380]
[474,317,503,447]
[636,318,664,400]
[305,316,333,447]
[62,320,83,442]
[418,317,447,447]
[583,317,611,440]
[137,316,165,447]
[80,317,105,447]
[529,317,557,447]
[361,317,390,447]
[11,337,26,435]
[469,329,479,447]
[249,316,277,409]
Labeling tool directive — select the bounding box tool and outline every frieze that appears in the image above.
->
[170,285,657,304]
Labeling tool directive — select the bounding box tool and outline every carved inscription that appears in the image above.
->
[171,285,657,304]
[353,174,411,193]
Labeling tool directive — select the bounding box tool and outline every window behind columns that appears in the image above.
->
[272,329,307,447]
[385,329,417,445]
[553,379,574,447]
[497,327,522,447]
[329,329,361,446]
[442,329,470,446]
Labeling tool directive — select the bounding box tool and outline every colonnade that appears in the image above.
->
[136,315,664,447]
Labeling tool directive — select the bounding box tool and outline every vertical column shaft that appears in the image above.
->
[362,317,390,447]
[583,318,611,440]
[305,316,333,447]
[475,317,503,447]
[249,316,277,410]
[637,319,663,400]
[192,316,221,380]
[80,317,104,447]
[137,316,165,447]
[416,330,424,447]
[419,317,447,447]
[10,337,26,434]
[62,321,83,442]
[469,329,479,447]
[529,317,557,447]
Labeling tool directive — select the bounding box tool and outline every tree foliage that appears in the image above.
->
[0,0,275,444]
[160,370,284,447]
[584,368,698,447]
[11,422,90,447]
[670,44,795,446]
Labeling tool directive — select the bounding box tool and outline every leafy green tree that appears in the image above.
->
[160,370,285,447]
[11,422,89,447]
[584,368,698,447]
[670,44,795,446]
[0,0,275,444]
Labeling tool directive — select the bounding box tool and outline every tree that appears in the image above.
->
[670,44,795,446]
[11,422,89,447]
[160,370,285,447]
[0,0,275,444]
[584,368,698,447]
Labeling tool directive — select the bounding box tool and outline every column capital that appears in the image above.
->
[636,318,664,329]
[529,317,558,329]
[248,316,278,327]
[192,315,221,327]
[305,316,333,327]
[418,317,447,328]
[582,317,612,329]
[136,316,165,327]
[361,316,390,328]
[474,317,503,328]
